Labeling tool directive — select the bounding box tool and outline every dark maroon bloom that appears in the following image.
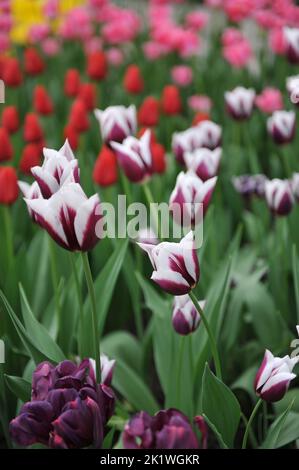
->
[123,409,200,449]
[10,359,115,448]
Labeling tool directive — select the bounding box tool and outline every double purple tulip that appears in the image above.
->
[10,359,115,449]
[123,409,206,449]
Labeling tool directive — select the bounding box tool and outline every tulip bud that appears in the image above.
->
[184,148,221,181]
[267,110,296,145]
[2,57,22,87]
[93,145,118,187]
[172,295,205,335]
[19,143,42,175]
[33,85,54,115]
[24,113,44,142]
[24,47,45,76]
[286,75,299,105]
[94,105,137,145]
[138,231,200,296]
[64,124,79,150]
[172,127,202,165]
[169,171,217,225]
[78,83,97,111]
[138,96,160,127]
[124,64,144,94]
[64,68,81,97]
[18,180,42,222]
[1,106,19,134]
[0,166,18,205]
[255,350,298,402]
[0,127,13,161]
[265,178,294,216]
[24,183,102,252]
[233,174,268,199]
[255,87,283,114]
[161,85,182,115]
[152,142,166,174]
[69,99,89,133]
[225,86,256,120]
[197,120,222,150]
[87,51,108,80]
[284,27,299,64]
[111,129,153,183]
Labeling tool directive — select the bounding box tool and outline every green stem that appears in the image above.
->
[242,398,263,449]
[69,253,85,357]
[142,182,162,240]
[188,291,222,380]
[176,336,186,407]
[81,252,101,382]
[48,237,61,333]
[240,412,258,449]
[280,146,292,178]
[3,207,14,269]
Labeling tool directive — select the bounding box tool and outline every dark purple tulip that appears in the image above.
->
[123,409,199,449]
[10,359,115,449]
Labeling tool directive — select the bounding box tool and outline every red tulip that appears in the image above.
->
[69,99,89,133]
[2,57,22,87]
[64,124,79,150]
[0,166,18,204]
[33,85,54,115]
[138,96,160,127]
[64,69,81,97]
[1,106,19,134]
[192,112,210,126]
[24,113,44,142]
[78,83,97,111]
[0,127,13,161]
[124,65,144,94]
[161,85,182,115]
[87,51,108,80]
[152,142,166,174]
[93,145,118,187]
[24,47,45,76]
[19,143,42,175]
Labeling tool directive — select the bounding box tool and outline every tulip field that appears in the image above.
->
[2,0,299,455]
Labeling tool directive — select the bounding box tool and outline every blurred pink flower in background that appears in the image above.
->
[222,28,244,47]
[188,95,212,113]
[253,10,284,30]
[60,7,93,40]
[0,33,9,53]
[143,41,170,60]
[43,0,59,19]
[224,0,254,22]
[29,24,51,43]
[84,37,103,54]
[41,38,60,56]
[255,87,284,113]
[171,65,193,87]
[185,11,209,31]
[223,40,253,68]
[106,48,124,66]
[269,28,287,55]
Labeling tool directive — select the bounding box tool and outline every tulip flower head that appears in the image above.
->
[169,171,217,225]
[284,27,299,64]
[18,180,42,222]
[172,295,205,335]
[233,174,268,199]
[137,227,159,245]
[265,178,294,216]
[93,145,118,187]
[0,166,18,205]
[255,350,298,402]
[24,183,102,252]
[286,75,299,105]
[31,140,79,199]
[94,105,137,145]
[255,88,283,114]
[225,86,256,120]
[111,129,153,183]
[267,111,296,145]
[1,106,19,134]
[184,147,221,181]
[100,355,115,387]
[138,231,200,295]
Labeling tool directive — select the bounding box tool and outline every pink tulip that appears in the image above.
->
[255,87,283,114]
[171,65,193,87]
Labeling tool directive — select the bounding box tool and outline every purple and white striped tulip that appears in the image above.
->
[225,86,256,120]
[137,227,159,245]
[94,105,137,145]
[284,27,299,64]
[286,75,299,104]
[18,181,42,222]
[267,110,296,145]
[265,178,294,216]
[90,355,116,387]
[111,129,153,183]
[184,148,221,181]
[255,350,298,402]
[24,183,102,251]
[31,140,80,199]
[172,126,202,165]
[172,295,205,335]
[138,231,200,296]
[169,171,217,226]
[197,120,222,150]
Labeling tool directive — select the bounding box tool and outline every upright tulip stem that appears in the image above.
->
[142,182,162,240]
[176,336,186,408]
[188,291,222,381]
[242,398,263,449]
[48,237,61,332]
[69,254,85,357]
[3,207,14,269]
[81,252,101,382]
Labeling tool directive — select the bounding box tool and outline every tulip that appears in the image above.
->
[64,124,79,150]
[24,182,102,252]
[255,88,283,114]
[0,127,13,161]
[172,295,205,335]
[78,83,97,111]
[69,99,89,133]
[138,231,200,295]
[192,112,210,126]
[184,148,221,181]
[152,142,166,174]
[10,359,115,448]
[1,106,19,134]
[24,113,44,142]
[267,111,296,145]
[198,120,222,150]
[111,129,153,183]
[254,350,298,402]
[64,68,81,97]
[232,174,268,199]
[124,64,144,94]
[172,127,202,165]
[161,85,182,115]
[171,65,193,87]
[94,105,137,145]
[93,145,118,187]
[137,227,158,245]
[30,140,79,199]
[18,180,42,221]
[0,166,18,205]
[19,143,42,175]
[87,50,108,80]
[138,96,160,127]
[188,95,212,113]
[123,409,199,449]
[286,75,299,105]
[169,171,217,225]
[100,355,115,386]
[225,86,256,120]
[2,57,22,87]
[284,27,299,64]
[24,47,45,75]
[265,178,294,216]
[33,85,54,115]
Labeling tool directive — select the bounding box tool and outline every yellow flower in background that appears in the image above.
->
[10,0,85,44]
